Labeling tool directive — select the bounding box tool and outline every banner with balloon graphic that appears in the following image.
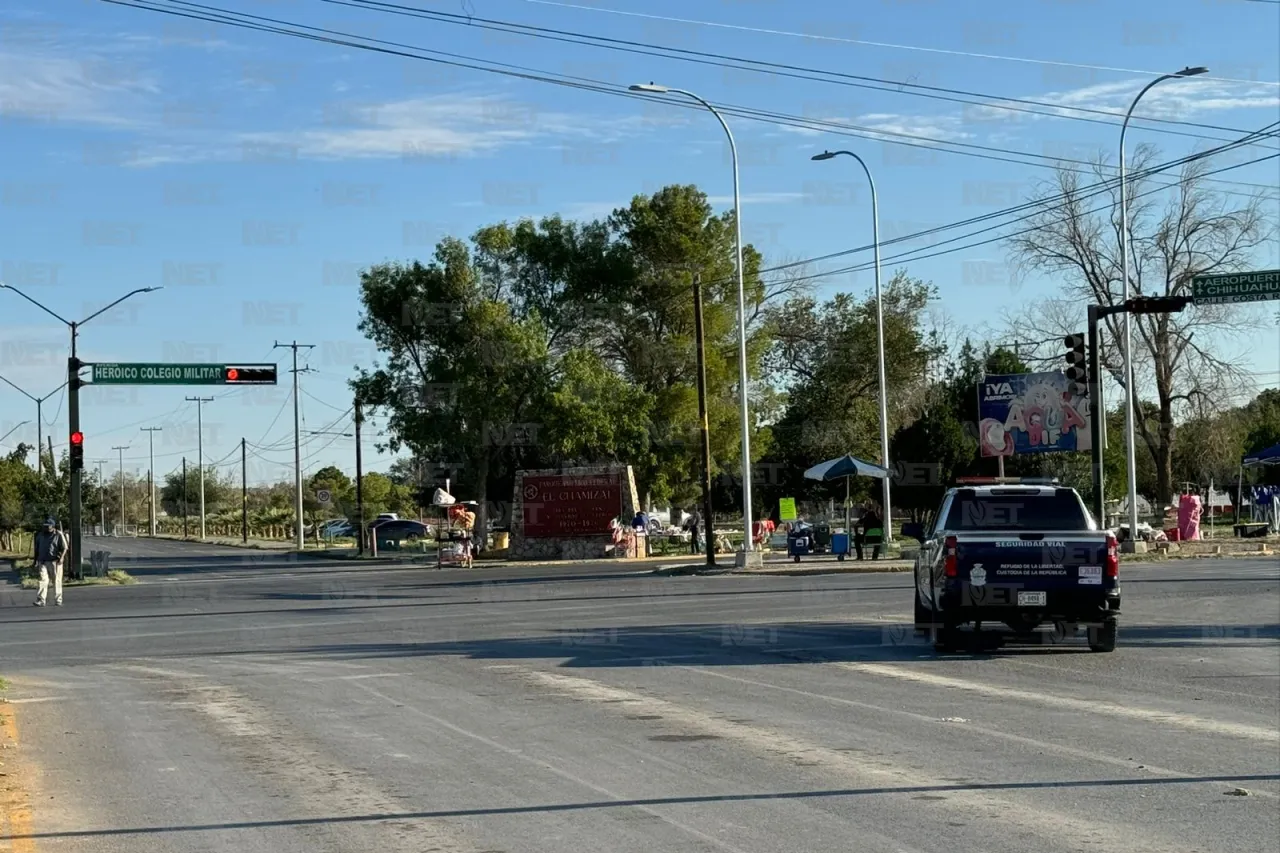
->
[976,372,1091,458]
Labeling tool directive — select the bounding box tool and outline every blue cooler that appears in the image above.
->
[787,529,812,562]
[831,532,851,561]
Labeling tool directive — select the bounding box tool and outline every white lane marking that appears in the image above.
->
[3,697,65,704]
[840,662,1280,743]
[353,681,758,853]
[676,666,1280,801]
[516,669,1187,853]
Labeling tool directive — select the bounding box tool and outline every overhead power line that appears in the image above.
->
[330,0,1278,148]
[102,0,1280,192]
[519,0,1280,87]
[770,150,1280,288]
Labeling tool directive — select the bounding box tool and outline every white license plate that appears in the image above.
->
[1018,591,1047,606]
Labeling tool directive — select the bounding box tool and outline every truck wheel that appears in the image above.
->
[932,625,958,653]
[914,592,932,632]
[1088,620,1118,653]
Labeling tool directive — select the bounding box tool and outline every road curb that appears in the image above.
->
[733,563,914,577]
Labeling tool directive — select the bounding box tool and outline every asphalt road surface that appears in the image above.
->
[2,537,1277,852]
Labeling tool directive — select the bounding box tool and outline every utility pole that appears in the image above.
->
[355,397,365,556]
[0,376,67,479]
[111,445,129,536]
[140,426,162,537]
[692,273,716,568]
[185,397,214,539]
[94,459,107,535]
[181,457,188,538]
[241,437,248,544]
[274,341,315,551]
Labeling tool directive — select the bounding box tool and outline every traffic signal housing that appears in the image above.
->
[69,431,84,470]
[1126,295,1192,314]
[1064,333,1088,397]
[223,365,277,385]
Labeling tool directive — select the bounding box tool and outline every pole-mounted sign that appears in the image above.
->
[88,363,278,385]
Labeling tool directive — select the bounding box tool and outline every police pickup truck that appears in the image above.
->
[902,478,1120,653]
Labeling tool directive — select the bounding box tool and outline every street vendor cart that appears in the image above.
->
[801,454,893,562]
[432,488,477,568]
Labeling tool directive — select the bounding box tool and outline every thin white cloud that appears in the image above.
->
[777,110,974,145]
[125,94,649,166]
[1025,78,1280,122]
[0,46,159,128]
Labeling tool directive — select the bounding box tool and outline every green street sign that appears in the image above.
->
[1191,269,1279,305]
[89,363,278,385]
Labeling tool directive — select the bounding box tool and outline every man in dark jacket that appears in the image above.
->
[33,517,69,607]
[855,502,884,561]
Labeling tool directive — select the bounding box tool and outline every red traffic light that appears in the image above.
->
[70,431,84,445]
[226,368,239,381]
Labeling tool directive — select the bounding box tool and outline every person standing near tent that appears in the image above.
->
[683,508,701,555]
[855,501,884,561]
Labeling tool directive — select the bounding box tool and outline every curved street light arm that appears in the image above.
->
[77,287,163,327]
[0,373,38,403]
[0,282,72,327]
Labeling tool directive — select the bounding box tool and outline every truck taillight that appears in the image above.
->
[1105,533,1119,578]
[944,535,958,577]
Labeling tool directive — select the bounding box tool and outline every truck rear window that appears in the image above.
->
[944,491,1089,531]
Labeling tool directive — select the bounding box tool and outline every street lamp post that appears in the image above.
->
[1118,66,1207,551]
[0,421,32,446]
[112,445,129,536]
[141,427,162,537]
[629,82,756,562]
[0,376,68,478]
[811,150,894,543]
[0,282,163,573]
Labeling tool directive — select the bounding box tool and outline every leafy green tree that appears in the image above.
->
[352,240,553,537]
[467,185,776,509]
[760,272,945,508]
[159,466,231,517]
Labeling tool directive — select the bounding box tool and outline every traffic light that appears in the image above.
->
[1126,295,1192,314]
[223,365,277,385]
[69,431,84,470]
[1064,333,1088,397]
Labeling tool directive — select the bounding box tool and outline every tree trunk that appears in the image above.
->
[475,452,491,551]
[1156,398,1175,512]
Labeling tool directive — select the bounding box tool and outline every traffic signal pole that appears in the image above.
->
[1086,306,1106,525]
[68,327,82,579]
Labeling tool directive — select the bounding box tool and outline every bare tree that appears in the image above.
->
[1008,144,1274,503]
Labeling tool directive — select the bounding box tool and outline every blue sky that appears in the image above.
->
[1,0,1278,488]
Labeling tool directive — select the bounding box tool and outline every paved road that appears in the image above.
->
[2,539,1277,852]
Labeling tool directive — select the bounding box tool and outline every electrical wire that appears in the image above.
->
[767,150,1280,287]
[102,0,1280,192]
[672,121,1280,293]
[301,387,350,412]
[330,0,1279,148]
[519,0,1280,87]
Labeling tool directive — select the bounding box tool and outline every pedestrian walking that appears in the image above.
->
[33,517,69,607]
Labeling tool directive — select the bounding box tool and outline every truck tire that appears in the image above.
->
[914,591,932,632]
[1088,619,1118,653]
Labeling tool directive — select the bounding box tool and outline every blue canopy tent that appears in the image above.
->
[803,455,893,555]
[1237,443,1280,530]
[1243,443,1280,467]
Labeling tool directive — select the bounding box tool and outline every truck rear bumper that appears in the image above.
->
[939,584,1120,625]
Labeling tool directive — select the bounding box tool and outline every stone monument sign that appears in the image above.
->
[510,465,640,560]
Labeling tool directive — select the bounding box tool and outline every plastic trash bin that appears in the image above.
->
[831,532,850,561]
